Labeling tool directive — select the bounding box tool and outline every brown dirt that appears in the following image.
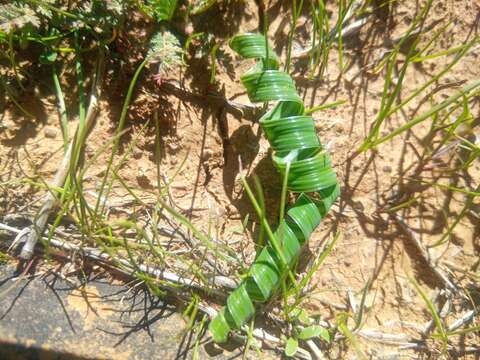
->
[1,1,479,358]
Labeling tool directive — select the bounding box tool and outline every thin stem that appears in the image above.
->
[52,65,69,152]
[94,58,148,217]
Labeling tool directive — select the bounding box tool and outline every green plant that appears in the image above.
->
[148,29,185,82]
[208,33,339,343]
[137,0,177,21]
[0,3,40,35]
[282,307,330,357]
[336,312,367,359]
[409,276,448,351]
[285,0,304,72]
[0,0,130,112]
[0,251,10,265]
[306,0,358,78]
[359,0,480,152]
[0,2,42,89]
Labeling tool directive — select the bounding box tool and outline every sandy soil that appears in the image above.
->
[1,1,479,358]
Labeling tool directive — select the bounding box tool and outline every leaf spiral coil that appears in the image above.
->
[209,33,340,343]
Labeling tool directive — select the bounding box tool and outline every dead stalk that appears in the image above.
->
[18,52,105,260]
[1,222,310,358]
[3,223,232,296]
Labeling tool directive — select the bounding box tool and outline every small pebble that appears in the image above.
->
[167,142,179,151]
[171,182,187,190]
[352,200,365,211]
[335,123,344,133]
[382,165,393,173]
[203,149,213,160]
[133,148,142,159]
[44,127,57,139]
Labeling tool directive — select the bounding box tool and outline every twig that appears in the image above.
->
[293,17,370,59]
[347,287,358,313]
[247,327,312,360]
[448,309,477,332]
[161,81,261,122]
[305,339,324,360]
[3,223,232,297]
[357,329,410,345]
[18,50,105,260]
[316,297,349,311]
[398,342,428,351]
[2,222,311,359]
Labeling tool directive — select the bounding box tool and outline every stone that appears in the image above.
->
[132,148,142,159]
[382,165,393,173]
[44,127,57,139]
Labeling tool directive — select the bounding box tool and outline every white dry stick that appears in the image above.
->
[1,223,311,359]
[229,328,312,360]
[448,309,477,332]
[3,223,231,296]
[18,142,74,259]
[162,81,261,121]
[19,52,105,260]
[357,329,411,345]
[347,287,358,313]
[305,339,324,360]
[316,297,349,311]
[398,342,428,351]
[12,225,237,295]
[246,327,312,360]
[294,17,370,59]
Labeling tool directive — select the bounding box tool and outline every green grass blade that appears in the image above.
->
[370,80,480,147]
[409,276,448,346]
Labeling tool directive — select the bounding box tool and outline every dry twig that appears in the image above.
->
[1,222,311,359]
[18,51,105,260]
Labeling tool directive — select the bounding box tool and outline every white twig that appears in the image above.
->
[162,81,261,121]
[0,222,23,234]
[2,223,230,296]
[448,310,477,332]
[9,227,29,252]
[422,290,451,336]
[357,329,410,344]
[19,51,105,260]
[347,288,358,313]
[305,339,324,360]
[248,327,312,360]
[2,223,312,358]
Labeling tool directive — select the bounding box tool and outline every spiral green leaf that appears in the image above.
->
[209,33,340,343]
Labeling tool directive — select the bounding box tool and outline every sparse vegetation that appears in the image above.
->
[0,0,479,359]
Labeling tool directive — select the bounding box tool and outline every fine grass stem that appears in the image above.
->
[370,80,480,148]
[52,65,69,152]
[94,58,149,217]
[409,276,448,348]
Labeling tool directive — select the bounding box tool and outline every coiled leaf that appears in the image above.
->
[209,33,340,343]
